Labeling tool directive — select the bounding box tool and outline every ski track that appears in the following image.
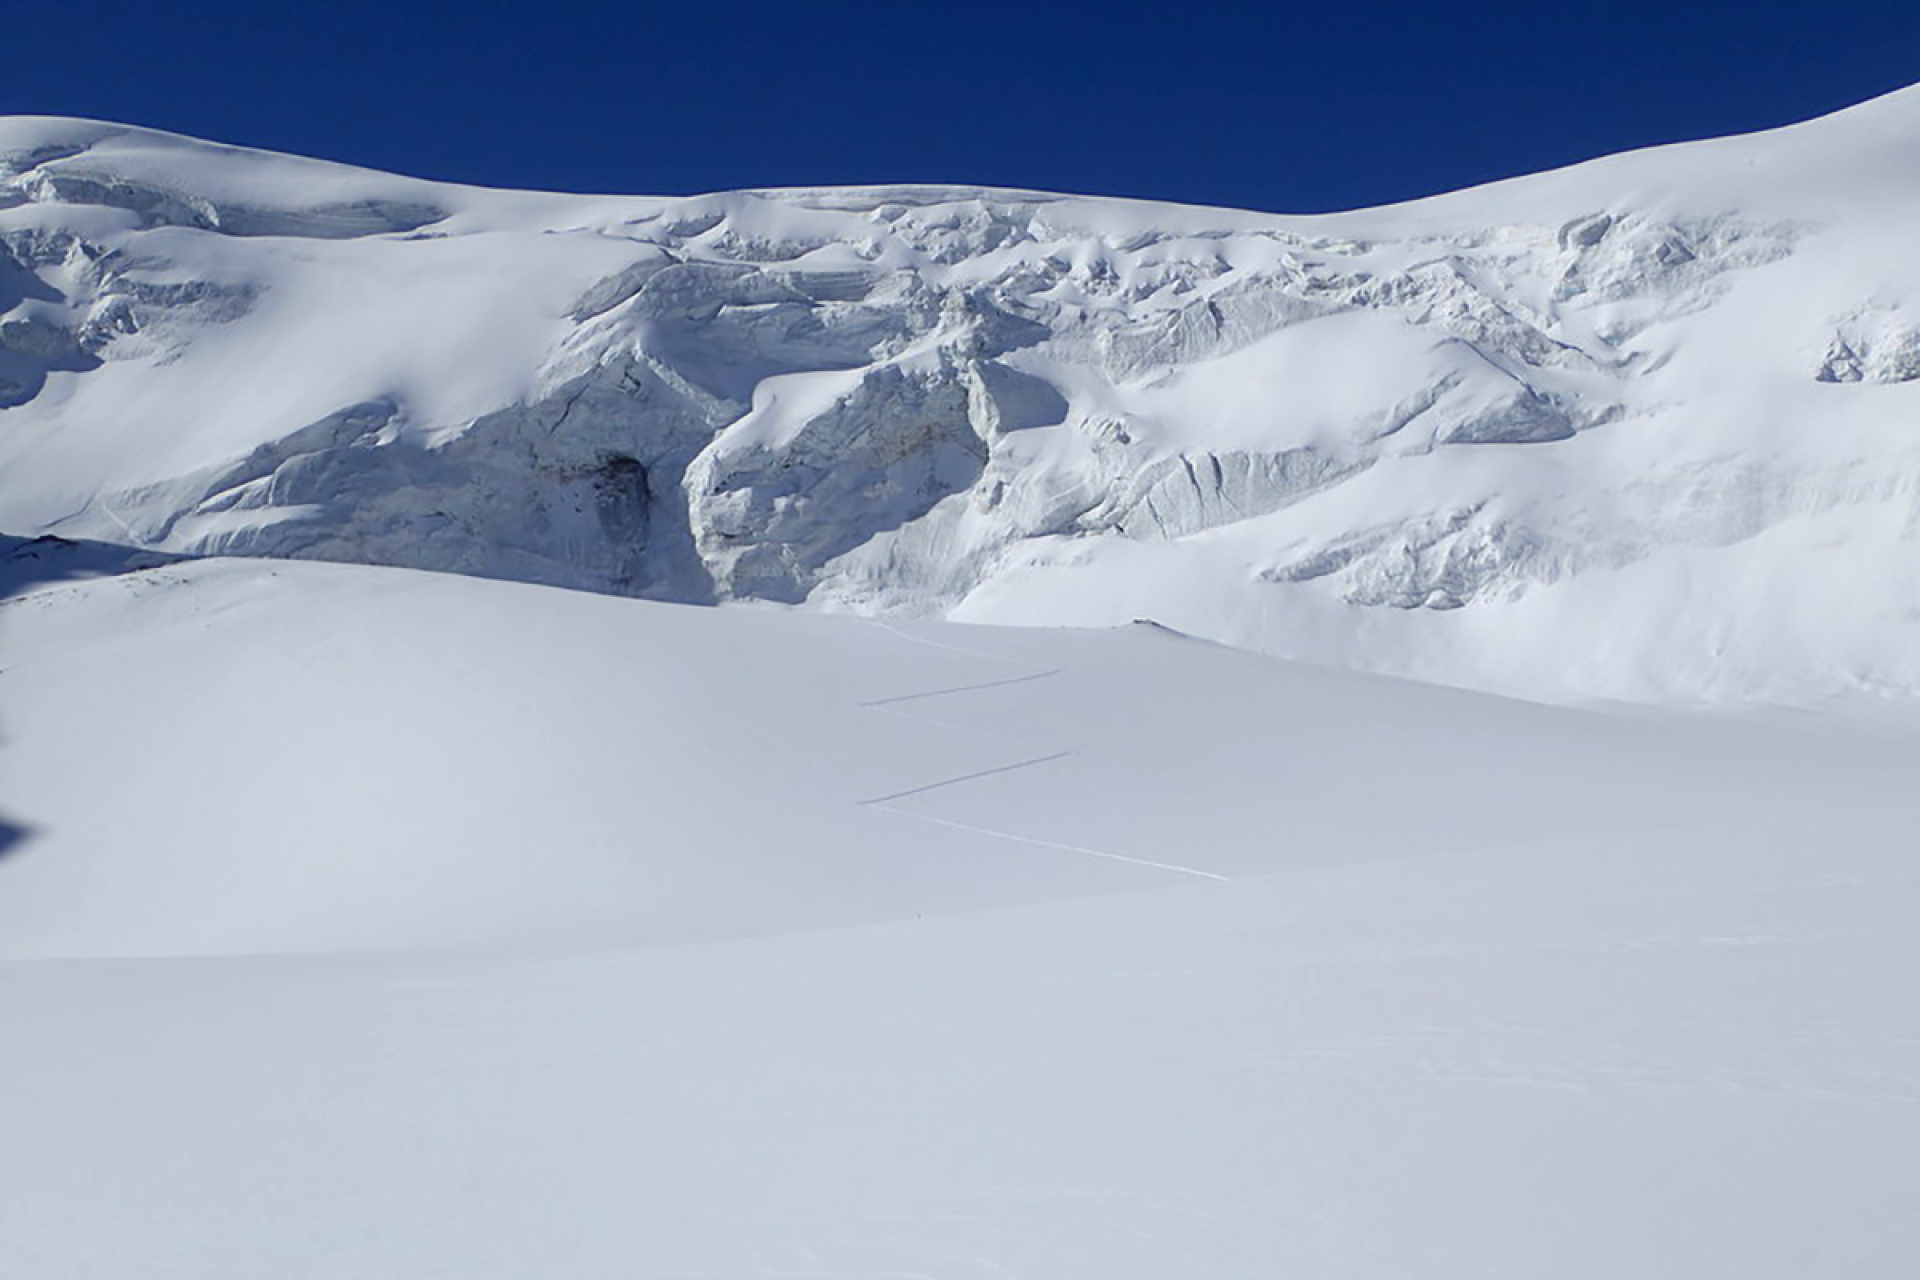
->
[862,619,1041,667]
[866,804,1231,883]
[856,751,1079,808]
[857,669,1061,708]
[856,620,1230,883]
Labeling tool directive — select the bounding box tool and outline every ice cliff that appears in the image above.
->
[5,90,1920,702]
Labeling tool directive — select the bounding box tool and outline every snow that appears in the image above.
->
[9,863,1919,1279]
[21,552,1913,960]
[4,556,1920,1277]
[7,90,1920,699]
[6,88,1920,1277]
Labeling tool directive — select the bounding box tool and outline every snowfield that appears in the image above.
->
[9,554,1919,962]
[4,87,1920,1279]
[4,556,1920,1278]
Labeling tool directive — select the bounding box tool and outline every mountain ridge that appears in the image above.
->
[9,77,1920,212]
[5,87,1920,702]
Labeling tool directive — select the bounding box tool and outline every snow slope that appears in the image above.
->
[2,557,1919,1277]
[6,90,1920,700]
[9,554,1919,961]
[5,92,1920,1279]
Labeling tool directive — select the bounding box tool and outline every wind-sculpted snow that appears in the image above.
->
[3,93,1920,700]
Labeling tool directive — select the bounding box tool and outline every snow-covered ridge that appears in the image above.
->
[5,91,1920,702]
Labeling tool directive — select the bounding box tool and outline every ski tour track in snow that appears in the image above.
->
[853,620,1230,883]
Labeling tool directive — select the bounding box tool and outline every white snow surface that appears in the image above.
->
[6,91,1920,700]
[3,556,1920,1278]
[5,94,1920,1278]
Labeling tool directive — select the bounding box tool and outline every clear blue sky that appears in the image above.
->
[5,0,1917,213]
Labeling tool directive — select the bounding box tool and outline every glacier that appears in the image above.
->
[7,91,1920,1280]
[6,90,1920,702]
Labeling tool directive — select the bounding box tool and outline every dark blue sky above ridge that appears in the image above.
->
[5,0,1918,214]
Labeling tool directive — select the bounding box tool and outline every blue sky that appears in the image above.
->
[5,0,1917,213]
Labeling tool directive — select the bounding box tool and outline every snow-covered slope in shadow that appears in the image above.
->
[5,90,1920,701]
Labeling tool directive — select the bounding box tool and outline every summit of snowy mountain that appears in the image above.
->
[5,89,1920,701]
